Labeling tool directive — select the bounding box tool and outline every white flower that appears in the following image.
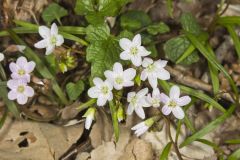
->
[0,53,4,62]
[119,34,150,66]
[88,77,113,106]
[83,107,96,130]
[141,58,170,88]
[34,23,64,55]
[146,88,161,107]
[16,45,26,53]
[160,85,191,119]
[131,118,154,137]
[9,56,36,82]
[127,88,150,119]
[7,79,34,105]
[104,62,136,90]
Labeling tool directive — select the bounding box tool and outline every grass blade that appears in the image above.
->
[225,139,240,144]
[225,25,240,59]
[109,101,120,142]
[0,110,8,129]
[159,142,172,160]
[176,44,195,64]
[217,16,240,25]
[180,104,235,148]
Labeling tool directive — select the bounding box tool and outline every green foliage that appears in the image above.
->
[109,101,120,141]
[42,3,68,25]
[75,0,131,24]
[117,30,134,39]
[120,10,151,31]
[86,24,121,78]
[180,12,202,35]
[147,22,170,35]
[159,142,172,160]
[164,35,199,65]
[66,80,85,101]
[228,148,240,160]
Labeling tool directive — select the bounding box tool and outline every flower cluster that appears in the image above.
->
[7,56,36,105]
[86,34,191,132]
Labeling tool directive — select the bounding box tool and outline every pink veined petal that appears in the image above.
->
[39,26,50,38]
[8,90,18,100]
[160,93,170,104]
[17,94,28,105]
[155,60,168,68]
[137,88,148,97]
[140,70,148,81]
[148,76,158,88]
[7,79,18,90]
[135,107,145,119]
[51,23,58,35]
[34,39,48,49]
[123,68,136,80]
[131,56,142,66]
[24,61,36,73]
[16,57,27,68]
[97,97,107,106]
[161,105,172,115]
[56,35,64,46]
[127,104,134,115]
[88,87,99,98]
[177,96,191,106]
[132,34,141,46]
[45,45,55,55]
[119,38,131,50]
[9,62,19,73]
[142,57,153,68]
[113,62,123,73]
[120,51,131,60]
[24,86,34,97]
[156,68,170,80]
[93,77,103,86]
[170,85,180,99]
[172,106,185,119]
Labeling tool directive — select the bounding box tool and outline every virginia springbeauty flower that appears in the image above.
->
[104,62,136,90]
[34,23,64,55]
[83,107,96,130]
[131,118,154,137]
[140,58,170,88]
[160,85,191,119]
[0,53,4,62]
[119,34,150,66]
[9,56,36,82]
[146,88,161,107]
[88,77,113,106]
[7,79,34,105]
[127,88,150,119]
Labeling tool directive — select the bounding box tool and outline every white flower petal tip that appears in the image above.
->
[16,45,26,53]
[7,79,34,105]
[87,77,113,107]
[83,107,96,130]
[119,34,150,66]
[0,53,4,62]
[34,23,64,55]
[160,85,191,119]
[104,62,136,90]
[140,57,170,88]
[131,118,155,137]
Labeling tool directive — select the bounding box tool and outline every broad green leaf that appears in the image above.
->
[228,148,240,160]
[120,10,151,31]
[42,3,68,25]
[66,80,85,101]
[147,22,170,35]
[164,35,199,65]
[159,142,172,160]
[180,12,202,35]
[225,25,240,59]
[146,44,158,58]
[109,101,120,141]
[180,104,235,148]
[117,30,134,39]
[86,24,110,42]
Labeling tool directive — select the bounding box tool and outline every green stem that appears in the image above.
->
[77,99,97,111]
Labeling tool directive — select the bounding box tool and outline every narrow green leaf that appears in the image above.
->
[159,142,172,160]
[0,110,8,129]
[228,148,240,160]
[225,25,240,59]
[217,16,240,25]
[225,139,240,144]
[166,0,173,18]
[77,99,97,111]
[109,101,120,142]
[180,104,235,148]
[0,27,36,37]
[158,80,170,94]
[184,114,195,133]
[176,44,195,64]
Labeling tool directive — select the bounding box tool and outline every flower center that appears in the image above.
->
[50,36,57,45]
[168,100,177,108]
[131,96,137,106]
[130,47,138,55]
[147,64,155,72]
[101,86,109,95]
[18,69,25,75]
[152,98,160,106]
[115,77,123,84]
[17,85,25,93]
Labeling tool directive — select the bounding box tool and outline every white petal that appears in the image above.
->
[39,26,50,38]
[119,38,131,50]
[122,81,134,87]
[137,88,148,97]
[177,96,191,106]
[161,105,172,115]
[135,127,148,137]
[24,86,34,97]
[120,51,130,60]
[16,56,27,67]
[85,117,93,130]
[138,46,151,56]
[142,57,153,68]
[93,77,103,86]
[107,92,113,101]
[172,106,185,119]
[34,39,48,49]
[156,68,170,80]
[9,62,19,73]
[140,98,151,107]
[51,23,58,35]
[155,60,168,68]
[123,68,136,80]
[140,70,148,81]
[17,94,28,105]
[131,122,145,130]
[97,97,107,106]
[0,53,4,62]
[7,79,18,90]
[127,104,134,115]
[152,88,160,97]
[113,62,123,73]
[131,56,142,66]
[113,83,122,90]
[88,87,99,98]
[45,45,55,55]
[132,34,141,46]
[24,61,36,73]
[148,76,158,88]
[170,85,180,99]
[56,35,64,46]
[8,90,18,100]
[16,45,26,53]
[127,92,136,102]
[160,93,170,104]
[135,107,145,119]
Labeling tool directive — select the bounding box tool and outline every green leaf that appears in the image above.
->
[0,111,8,129]
[225,139,240,144]
[180,104,235,148]
[66,80,85,101]
[225,25,240,59]
[147,22,170,35]
[159,142,172,160]
[164,35,199,65]
[86,24,120,78]
[228,148,240,160]
[45,54,58,75]
[109,101,120,142]
[42,3,68,25]
[117,30,134,39]
[166,0,173,18]
[120,10,151,31]
[196,139,224,154]
[217,16,240,25]
[180,12,202,35]
[146,44,158,58]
